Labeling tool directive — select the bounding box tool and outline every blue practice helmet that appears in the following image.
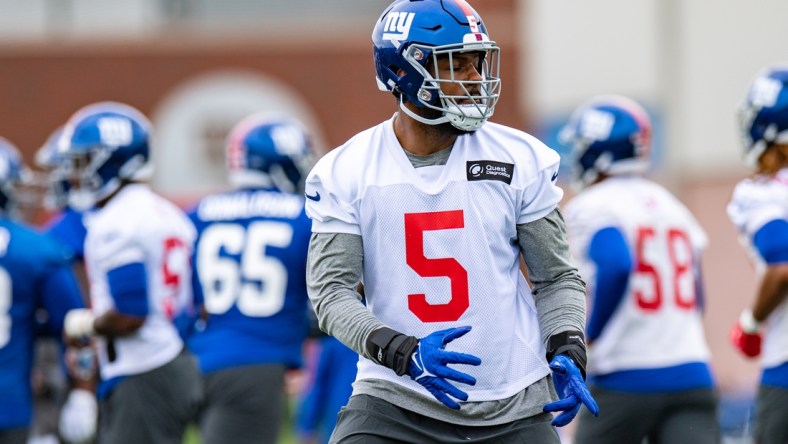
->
[58,101,153,210]
[0,138,31,216]
[738,65,788,166]
[226,114,314,193]
[372,0,501,131]
[560,95,653,188]
[35,126,71,210]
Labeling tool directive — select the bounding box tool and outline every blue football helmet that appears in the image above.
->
[372,0,501,131]
[560,95,653,187]
[35,126,71,210]
[738,65,788,166]
[58,102,153,211]
[0,138,32,216]
[226,114,314,193]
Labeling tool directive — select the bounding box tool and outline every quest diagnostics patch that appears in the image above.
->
[466,161,514,184]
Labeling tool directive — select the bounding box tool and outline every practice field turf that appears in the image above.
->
[183,425,297,444]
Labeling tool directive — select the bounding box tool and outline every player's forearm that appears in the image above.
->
[517,208,587,345]
[752,263,788,322]
[93,309,145,336]
[307,232,387,358]
[534,277,587,345]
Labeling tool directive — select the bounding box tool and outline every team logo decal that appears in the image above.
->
[580,109,615,141]
[382,12,415,44]
[467,161,514,184]
[750,76,782,107]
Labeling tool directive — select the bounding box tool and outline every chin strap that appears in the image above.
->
[399,96,488,132]
[399,96,449,127]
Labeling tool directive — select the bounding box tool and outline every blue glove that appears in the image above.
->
[543,354,599,427]
[407,326,482,410]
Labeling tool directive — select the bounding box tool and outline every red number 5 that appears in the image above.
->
[404,210,469,323]
[162,237,188,319]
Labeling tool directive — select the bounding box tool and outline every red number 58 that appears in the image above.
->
[634,226,696,311]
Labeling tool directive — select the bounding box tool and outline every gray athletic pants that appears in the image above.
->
[0,428,27,444]
[329,394,560,444]
[573,386,719,444]
[97,349,202,444]
[755,385,788,444]
[198,364,287,444]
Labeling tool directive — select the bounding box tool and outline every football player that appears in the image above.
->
[33,126,98,444]
[36,125,88,263]
[59,102,202,444]
[560,95,719,443]
[0,138,87,444]
[304,0,598,442]
[295,334,358,444]
[728,65,788,444]
[187,114,314,444]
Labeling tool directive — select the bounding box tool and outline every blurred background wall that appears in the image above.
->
[0,0,786,435]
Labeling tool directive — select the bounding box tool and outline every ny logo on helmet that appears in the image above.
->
[382,12,415,42]
[580,110,615,141]
[750,76,781,108]
[97,117,134,147]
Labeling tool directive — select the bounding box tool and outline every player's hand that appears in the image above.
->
[65,345,97,382]
[64,309,96,339]
[59,389,97,444]
[543,354,599,427]
[407,326,482,410]
[730,310,762,358]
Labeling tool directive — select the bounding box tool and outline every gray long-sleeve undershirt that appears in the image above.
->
[305,147,587,425]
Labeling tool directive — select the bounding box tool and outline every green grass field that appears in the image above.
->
[183,424,298,444]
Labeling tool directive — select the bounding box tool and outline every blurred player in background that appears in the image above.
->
[728,65,788,444]
[0,138,88,444]
[59,102,202,444]
[296,307,358,444]
[32,126,98,444]
[560,95,719,444]
[305,0,597,442]
[187,114,314,444]
[36,126,88,264]
[296,336,358,444]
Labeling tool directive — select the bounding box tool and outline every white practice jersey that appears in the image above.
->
[305,117,563,402]
[83,184,196,380]
[564,176,710,375]
[727,168,788,368]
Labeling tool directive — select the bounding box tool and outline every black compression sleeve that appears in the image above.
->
[546,330,588,380]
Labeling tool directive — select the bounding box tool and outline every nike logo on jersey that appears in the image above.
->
[551,170,559,182]
[305,191,321,202]
[467,161,514,185]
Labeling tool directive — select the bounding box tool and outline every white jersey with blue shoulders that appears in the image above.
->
[727,168,788,368]
[305,116,562,402]
[84,184,196,380]
[564,176,710,375]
